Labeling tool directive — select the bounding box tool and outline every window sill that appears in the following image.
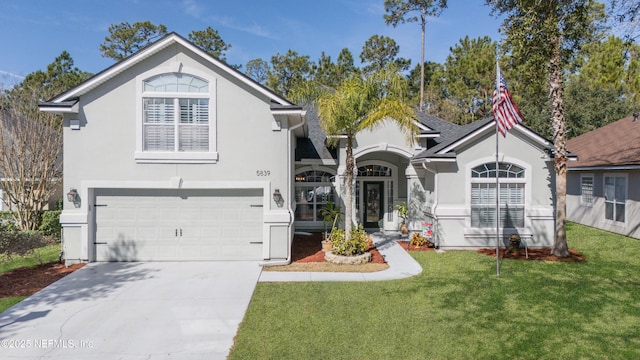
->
[134,151,219,164]
[464,228,531,238]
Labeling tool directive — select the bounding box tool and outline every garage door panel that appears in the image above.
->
[95,189,264,261]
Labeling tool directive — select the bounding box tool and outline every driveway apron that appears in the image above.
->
[0,261,262,359]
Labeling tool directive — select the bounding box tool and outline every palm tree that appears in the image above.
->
[317,67,418,240]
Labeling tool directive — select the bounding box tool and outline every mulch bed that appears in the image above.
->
[476,247,586,262]
[397,240,436,252]
[0,262,85,297]
[398,239,585,262]
[293,232,386,264]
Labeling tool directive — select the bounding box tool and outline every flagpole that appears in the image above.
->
[495,59,501,276]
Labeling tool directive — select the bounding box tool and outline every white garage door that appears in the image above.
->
[94,189,264,261]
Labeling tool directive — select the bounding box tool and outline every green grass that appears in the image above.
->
[0,244,60,313]
[0,244,60,273]
[229,223,640,360]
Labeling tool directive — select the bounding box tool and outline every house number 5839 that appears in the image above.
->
[256,170,271,176]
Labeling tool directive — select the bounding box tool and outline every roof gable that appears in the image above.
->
[413,117,556,161]
[567,114,640,168]
[41,32,293,108]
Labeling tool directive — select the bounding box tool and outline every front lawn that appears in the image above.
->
[229,223,640,359]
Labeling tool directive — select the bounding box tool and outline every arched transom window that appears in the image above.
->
[144,73,209,93]
[471,162,525,228]
[357,165,392,177]
[142,73,210,153]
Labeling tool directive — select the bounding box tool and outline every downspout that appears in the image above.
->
[262,112,306,266]
[422,161,440,248]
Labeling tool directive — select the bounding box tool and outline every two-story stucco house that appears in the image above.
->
[41,33,559,264]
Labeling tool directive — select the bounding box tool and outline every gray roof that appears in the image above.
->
[416,112,460,139]
[413,117,493,159]
[295,105,337,161]
[295,108,559,163]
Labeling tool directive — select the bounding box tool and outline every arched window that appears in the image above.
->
[142,73,210,152]
[294,171,336,222]
[471,162,525,228]
[144,73,209,93]
[357,165,392,177]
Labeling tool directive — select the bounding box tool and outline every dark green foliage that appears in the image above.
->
[266,50,312,97]
[443,36,497,124]
[38,210,61,240]
[100,21,168,60]
[0,227,52,262]
[359,35,410,73]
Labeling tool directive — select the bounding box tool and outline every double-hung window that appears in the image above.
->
[470,162,525,228]
[604,175,626,223]
[580,175,594,206]
[137,72,216,163]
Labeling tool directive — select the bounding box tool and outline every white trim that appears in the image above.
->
[133,151,219,163]
[439,122,495,154]
[603,173,628,225]
[63,179,291,262]
[569,165,640,171]
[353,143,414,159]
[47,33,292,106]
[417,157,457,163]
[296,159,338,166]
[135,65,218,163]
[437,122,552,156]
[293,167,338,228]
[465,156,531,229]
[579,173,594,207]
[354,160,399,230]
[38,103,79,114]
[271,109,306,116]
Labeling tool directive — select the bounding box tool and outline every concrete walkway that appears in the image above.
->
[259,231,423,282]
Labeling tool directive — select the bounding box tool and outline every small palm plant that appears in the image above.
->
[320,201,344,252]
[320,201,343,232]
[395,202,409,234]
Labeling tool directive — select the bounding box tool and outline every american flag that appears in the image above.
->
[492,66,523,137]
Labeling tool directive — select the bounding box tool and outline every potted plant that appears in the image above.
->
[395,202,409,235]
[319,201,343,252]
[508,233,521,255]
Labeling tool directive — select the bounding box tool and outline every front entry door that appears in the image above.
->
[363,182,383,229]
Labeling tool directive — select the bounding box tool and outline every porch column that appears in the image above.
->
[405,164,421,231]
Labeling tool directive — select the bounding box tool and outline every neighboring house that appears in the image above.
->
[567,114,640,239]
[40,33,560,264]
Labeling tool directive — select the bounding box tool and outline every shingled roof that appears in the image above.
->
[567,114,640,168]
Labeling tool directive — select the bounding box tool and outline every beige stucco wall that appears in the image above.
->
[60,43,294,263]
[425,127,555,248]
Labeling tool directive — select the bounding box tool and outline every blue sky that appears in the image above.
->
[0,0,503,84]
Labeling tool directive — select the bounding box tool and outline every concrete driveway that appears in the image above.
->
[0,261,262,359]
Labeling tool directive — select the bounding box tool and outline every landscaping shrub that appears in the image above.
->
[39,210,62,240]
[410,232,432,247]
[0,211,18,232]
[331,225,369,256]
[0,227,53,262]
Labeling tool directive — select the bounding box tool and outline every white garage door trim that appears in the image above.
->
[92,181,269,261]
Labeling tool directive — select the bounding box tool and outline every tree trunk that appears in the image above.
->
[344,135,355,241]
[549,43,569,257]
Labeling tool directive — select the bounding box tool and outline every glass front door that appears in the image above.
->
[363,182,383,228]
